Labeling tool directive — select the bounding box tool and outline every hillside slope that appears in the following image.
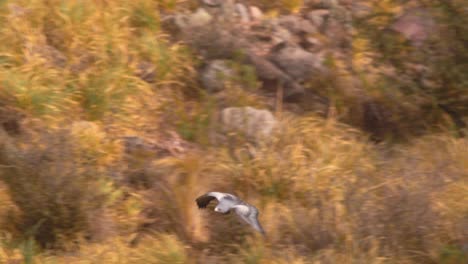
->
[0,0,467,263]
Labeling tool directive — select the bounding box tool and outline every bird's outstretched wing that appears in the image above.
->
[234,204,266,235]
[246,206,265,234]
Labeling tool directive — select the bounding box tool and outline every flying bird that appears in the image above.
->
[196,192,265,235]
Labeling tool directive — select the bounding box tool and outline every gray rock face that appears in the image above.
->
[310,0,338,9]
[271,24,294,45]
[269,44,324,82]
[191,8,213,26]
[302,36,322,50]
[278,15,317,35]
[390,8,434,47]
[351,2,372,20]
[201,60,234,92]
[172,2,334,106]
[249,6,263,21]
[235,3,250,23]
[221,0,236,21]
[244,52,304,99]
[221,106,277,142]
[175,8,213,29]
[306,9,330,30]
[200,0,222,7]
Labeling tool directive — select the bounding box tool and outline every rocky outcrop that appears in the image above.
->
[268,43,324,82]
[164,0,344,105]
[221,106,277,142]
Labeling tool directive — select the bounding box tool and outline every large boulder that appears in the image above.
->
[244,52,304,99]
[268,44,324,82]
[221,106,277,142]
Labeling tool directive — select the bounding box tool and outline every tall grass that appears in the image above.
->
[0,0,466,263]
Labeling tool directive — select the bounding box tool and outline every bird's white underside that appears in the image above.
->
[207,191,229,200]
[232,204,249,214]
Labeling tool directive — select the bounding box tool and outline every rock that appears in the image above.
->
[300,20,318,34]
[339,0,353,6]
[249,6,263,20]
[324,19,349,48]
[351,2,372,20]
[268,44,324,82]
[200,0,222,7]
[221,0,236,21]
[201,60,234,92]
[278,15,317,35]
[182,24,247,60]
[271,24,293,45]
[189,8,213,27]
[246,53,286,81]
[306,9,330,29]
[311,0,338,9]
[390,8,434,47]
[248,20,292,44]
[221,106,277,142]
[244,52,304,99]
[235,3,250,23]
[160,15,183,37]
[301,36,322,51]
[176,8,213,29]
[174,15,188,29]
[246,51,308,100]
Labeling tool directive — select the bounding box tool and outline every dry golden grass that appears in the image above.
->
[0,0,467,263]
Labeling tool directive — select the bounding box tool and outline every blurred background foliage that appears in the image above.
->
[0,0,467,263]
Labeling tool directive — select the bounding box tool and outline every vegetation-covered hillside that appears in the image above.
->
[0,0,466,263]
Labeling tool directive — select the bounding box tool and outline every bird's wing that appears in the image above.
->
[207,192,229,201]
[246,206,265,234]
[234,204,265,234]
[196,192,230,208]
